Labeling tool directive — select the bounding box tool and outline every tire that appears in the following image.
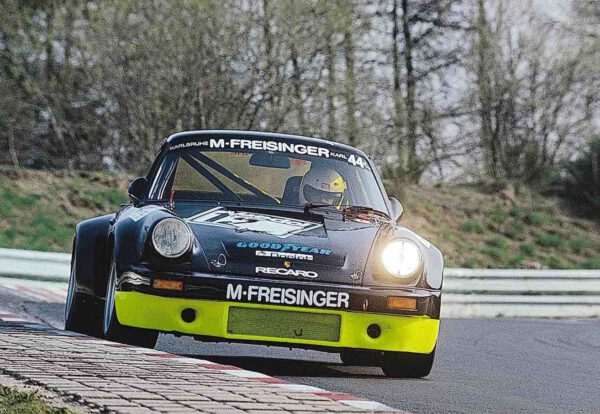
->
[340,349,382,366]
[103,250,158,349]
[381,348,435,378]
[64,240,104,337]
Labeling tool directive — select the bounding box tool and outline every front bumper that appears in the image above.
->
[115,269,441,354]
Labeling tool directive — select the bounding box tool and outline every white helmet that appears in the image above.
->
[299,166,347,208]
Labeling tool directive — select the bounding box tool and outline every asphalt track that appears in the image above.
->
[1,289,599,414]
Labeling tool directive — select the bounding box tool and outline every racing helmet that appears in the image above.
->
[299,166,347,208]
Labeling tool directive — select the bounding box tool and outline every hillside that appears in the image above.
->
[1,167,598,269]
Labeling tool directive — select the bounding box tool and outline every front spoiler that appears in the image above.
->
[117,267,441,318]
[115,291,440,354]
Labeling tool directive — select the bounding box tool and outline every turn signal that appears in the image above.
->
[387,296,417,311]
[152,279,184,291]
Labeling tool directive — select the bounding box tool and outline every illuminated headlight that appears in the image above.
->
[381,238,422,279]
[151,218,192,258]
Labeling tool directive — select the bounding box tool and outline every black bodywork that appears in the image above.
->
[71,131,443,328]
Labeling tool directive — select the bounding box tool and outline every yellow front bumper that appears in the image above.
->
[115,291,439,354]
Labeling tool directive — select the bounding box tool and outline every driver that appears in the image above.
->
[299,166,347,209]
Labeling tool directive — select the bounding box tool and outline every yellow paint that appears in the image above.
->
[115,291,439,354]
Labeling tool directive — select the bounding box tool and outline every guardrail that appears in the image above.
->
[0,248,70,282]
[0,248,599,317]
[443,268,600,318]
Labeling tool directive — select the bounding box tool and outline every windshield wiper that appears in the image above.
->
[342,205,391,221]
[303,203,390,221]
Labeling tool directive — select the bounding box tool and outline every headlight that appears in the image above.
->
[381,238,422,278]
[151,218,192,258]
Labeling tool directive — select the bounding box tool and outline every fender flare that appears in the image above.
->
[73,214,114,297]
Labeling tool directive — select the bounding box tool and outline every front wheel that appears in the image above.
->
[64,241,104,337]
[103,252,158,348]
[381,349,435,378]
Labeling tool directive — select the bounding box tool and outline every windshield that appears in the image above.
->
[148,136,389,213]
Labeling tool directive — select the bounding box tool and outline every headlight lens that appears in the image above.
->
[151,218,192,258]
[381,238,422,278]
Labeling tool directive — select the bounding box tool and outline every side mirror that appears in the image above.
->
[128,177,147,204]
[389,197,404,224]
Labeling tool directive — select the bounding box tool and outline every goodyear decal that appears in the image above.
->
[237,242,331,256]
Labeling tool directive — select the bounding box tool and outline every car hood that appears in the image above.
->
[174,204,382,285]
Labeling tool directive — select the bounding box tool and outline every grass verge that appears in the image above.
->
[0,386,74,414]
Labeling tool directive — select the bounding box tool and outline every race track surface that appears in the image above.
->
[1,289,599,414]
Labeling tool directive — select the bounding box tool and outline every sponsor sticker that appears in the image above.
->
[188,207,322,238]
[236,241,331,255]
[256,266,318,279]
[256,251,313,261]
[226,283,350,309]
[128,208,153,222]
[171,138,330,158]
[169,138,370,170]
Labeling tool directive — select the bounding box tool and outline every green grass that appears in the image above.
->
[543,255,568,269]
[490,204,508,224]
[509,206,527,218]
[504,221,526,239]
[537,233,566,248]
[0,168,129,252]
[510,254,526,266]
[2,168,599,269]
[527,211,554,226]
[480,245,509,261]
[488,236,509,249]
[463,258,478,268]
[0,386,74,413]
[569,236,591,254]
[519,243,536,257]
[462,219,483,234]
[583,256,600,269]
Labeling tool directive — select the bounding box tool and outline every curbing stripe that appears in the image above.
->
[0,309,402,413]
[110,338,401,411]
[316,392,361,401]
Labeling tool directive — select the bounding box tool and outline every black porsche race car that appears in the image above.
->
[66,130,443,378]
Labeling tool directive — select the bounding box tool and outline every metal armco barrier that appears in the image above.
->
[442,268,600,318]
[0,247,70,282]
[1,247,599,317]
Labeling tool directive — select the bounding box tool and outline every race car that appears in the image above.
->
[65,130,443,378]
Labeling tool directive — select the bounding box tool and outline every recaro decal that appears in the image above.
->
[255,266,318,279]
[226,283,350,309]
[187,207,322,238]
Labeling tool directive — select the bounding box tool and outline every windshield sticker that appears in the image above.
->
[226,283,350,309]
[171,138,330,158]
[170,138,372,169]
[187,207,322,238]
[236,242,331,256]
